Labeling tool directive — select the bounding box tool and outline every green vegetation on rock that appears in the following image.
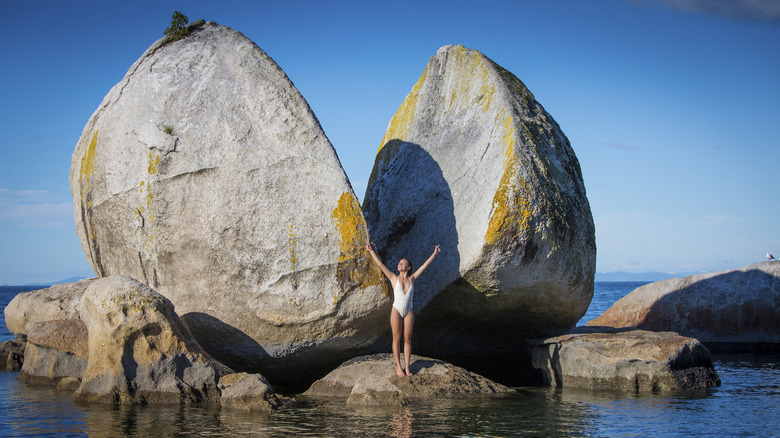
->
[164,11,190,40]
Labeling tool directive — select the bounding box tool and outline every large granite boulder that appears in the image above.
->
[588,262,780,352]
[304,353,510,406]
[4,279,95,338]
[530,328,720,392]
[362,44,595,382]
[69,20,388,388]
[18,319,89,386]
[73,276,223,404]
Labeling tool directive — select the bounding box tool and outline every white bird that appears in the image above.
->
[768,252,776,261]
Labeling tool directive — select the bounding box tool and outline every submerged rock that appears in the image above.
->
[68,21,388,387]
[362,44,595,382]
[73,276,222,404]
[347,376,409,407]
[57,377,82,392]
[218,372,283,412]
[304,353,510,405]
[587,262,780,352]
[4,279,95,338]
[529,328,720,392]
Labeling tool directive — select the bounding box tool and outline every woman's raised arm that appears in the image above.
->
[411,245,441,280]
[366,243,395,282]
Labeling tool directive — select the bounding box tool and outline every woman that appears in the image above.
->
[366,243,441,377]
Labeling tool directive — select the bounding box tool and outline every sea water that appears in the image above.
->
[1,283,778,437]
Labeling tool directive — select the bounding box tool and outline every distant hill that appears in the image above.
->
[4,276,91,288]
[594,271,698,282]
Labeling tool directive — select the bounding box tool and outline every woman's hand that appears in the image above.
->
[432,245,441,256]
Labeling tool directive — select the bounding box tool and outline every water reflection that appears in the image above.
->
[390,408,413,438]
[1,354,778,437]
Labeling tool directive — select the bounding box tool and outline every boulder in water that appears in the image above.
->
[304,353,510,403]
[529,328,720,392]
[218,372,283,411]
[73,276,222,404]
[587,262,780,352]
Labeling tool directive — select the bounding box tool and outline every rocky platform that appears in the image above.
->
[304,353,511,406]
[530,327,720,392]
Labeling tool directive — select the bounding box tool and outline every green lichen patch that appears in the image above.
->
[102,287,165,315]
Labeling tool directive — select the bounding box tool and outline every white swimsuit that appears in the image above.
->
[393,278,414,317]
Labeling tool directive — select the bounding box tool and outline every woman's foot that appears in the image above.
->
[405,369,413,377]
[396,366,405,378]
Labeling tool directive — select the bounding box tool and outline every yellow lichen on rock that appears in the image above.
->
[288,224,298,289]
[331,192,386,298]
[77,131,101,248]
[141,153,160,251]
[379,69,428,153]
[445,45,495,114]
[79,131,99,207]
[332,192,367,264]
[288,224,298,271]
[485,114,533,246]
[148,152,160,175]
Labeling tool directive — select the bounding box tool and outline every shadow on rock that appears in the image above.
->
[181,312,271,373]
[363,139,461,312]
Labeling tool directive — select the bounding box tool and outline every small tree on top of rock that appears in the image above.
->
[164,11,190,40]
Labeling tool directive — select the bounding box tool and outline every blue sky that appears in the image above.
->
[1,0,778,284]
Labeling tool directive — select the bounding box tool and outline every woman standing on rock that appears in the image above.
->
[366,243,441,377]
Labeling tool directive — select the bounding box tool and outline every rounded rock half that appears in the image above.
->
[363,45,595,382]
[69,21,389,388]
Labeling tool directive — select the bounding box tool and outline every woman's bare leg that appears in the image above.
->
[390,308,405,377]
[403,312,414,376]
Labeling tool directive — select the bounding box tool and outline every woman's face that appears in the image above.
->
[397,259,411,272]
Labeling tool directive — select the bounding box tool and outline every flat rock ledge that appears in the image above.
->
[529,328,720,393]
[304,353,511,406]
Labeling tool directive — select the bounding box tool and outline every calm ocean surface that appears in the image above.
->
[1,282,778,437]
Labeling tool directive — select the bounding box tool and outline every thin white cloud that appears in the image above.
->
[17,189,49,197]
[0,187,50,201]
[660,0,780,24]
[0,202,73,228]
[0,188,72,228]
